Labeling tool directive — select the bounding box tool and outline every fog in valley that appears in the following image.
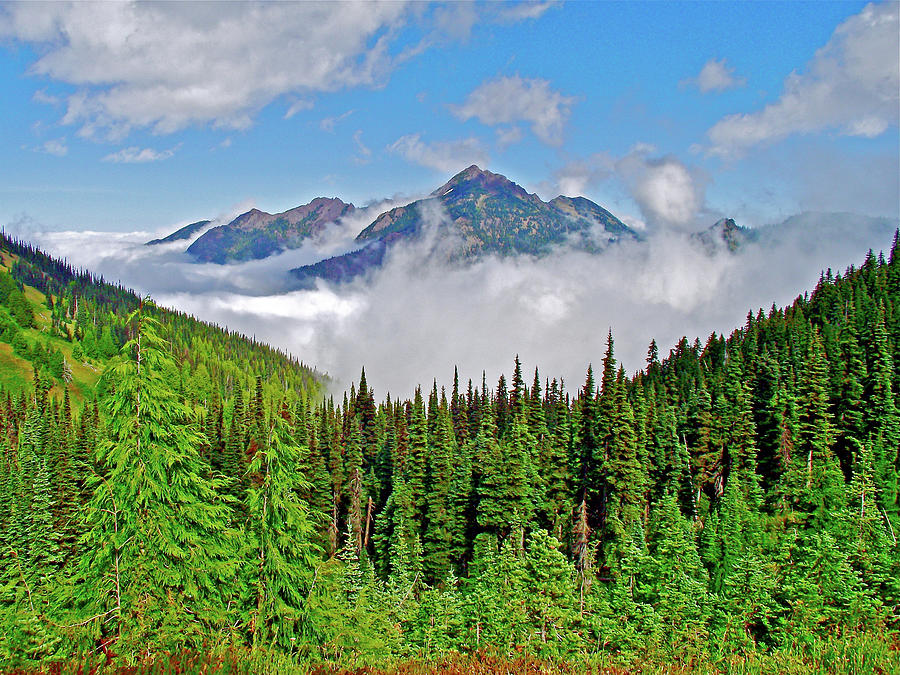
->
[6,208,896,398]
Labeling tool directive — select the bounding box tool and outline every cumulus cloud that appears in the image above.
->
[452,75,576,146]
[0,2,559,141]
[617,150,707,229]
[388,133,489,173]
[707,2,899,157]
[543,148,706,230]
[12,208,895,397]
[682,58,746,93]
[102,145,178,163]
[0,2,413,139]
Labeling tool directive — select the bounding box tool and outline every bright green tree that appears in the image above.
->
[72,306,236,651]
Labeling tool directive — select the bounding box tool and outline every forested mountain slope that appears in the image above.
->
[0,232,898,672]
[0,233,322,403]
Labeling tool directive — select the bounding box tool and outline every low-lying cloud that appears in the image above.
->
[7,209,897,398]
[618,150,707,229]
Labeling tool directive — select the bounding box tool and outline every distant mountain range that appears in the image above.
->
[148,166,898,288]
[148,165,637,284]
[693,218,757,252]
[292,165,636,286]
[184,198,355,264]
[694,212,898,256]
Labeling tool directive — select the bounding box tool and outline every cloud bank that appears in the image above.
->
[7,207,896,398]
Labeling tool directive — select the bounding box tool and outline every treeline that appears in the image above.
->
[0,235,898,670]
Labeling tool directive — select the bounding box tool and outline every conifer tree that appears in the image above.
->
[406,388,429,539]
[604,367,646,548]
[424,404,456,582]
[243,412,319,650]
[787,329,844,519]
[866,305,900,521]
[73,306,235,649]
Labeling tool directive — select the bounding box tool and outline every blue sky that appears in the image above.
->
[0,1,897,234]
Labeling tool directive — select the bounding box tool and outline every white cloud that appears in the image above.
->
[284,99,314,120]
[495,126,524,149]
[433,2,478,41]
[683,58,746,93]
[32,89,60,105]
[102,145,177,163]
[388,133,489,173]
[542,152,615,197]
[352,129,372,164]
[495,1,560,22]
[542,148,705,229]
[707,2,899,157]
[617,149,707,229]
[452,75,576,146]
[320,110,355,132]
[14,209,895,397]
[0,2,413,139]
[37,137,68,157]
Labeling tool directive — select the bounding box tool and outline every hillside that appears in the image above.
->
[146,220,211,246]
[0,232,323,404]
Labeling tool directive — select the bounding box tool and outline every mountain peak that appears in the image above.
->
[433,164,530,202]
[695,217,756,252]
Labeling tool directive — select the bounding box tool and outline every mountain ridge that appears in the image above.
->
[146,220,211,246]
[291,165,636,286]
[183,197,355,264]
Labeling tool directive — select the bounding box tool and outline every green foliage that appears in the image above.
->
[242,412,319,650]
[72,308,236,653]
[2,231,900,672]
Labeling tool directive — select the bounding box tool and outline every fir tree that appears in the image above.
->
[73,307,235,650]
[243,412,319,650]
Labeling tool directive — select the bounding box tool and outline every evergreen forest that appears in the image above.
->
[0,230,899,674]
